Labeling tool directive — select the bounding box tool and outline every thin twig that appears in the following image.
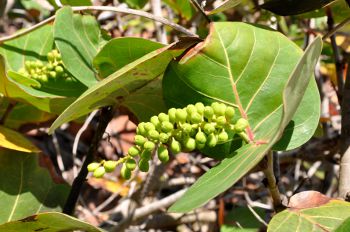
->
[0,5,197,43]
[150,0,167,44]
[263,151,284,212]
[326,7,344,97]
[189,0,211,23]
[63,106,115,215]
[72,110,98,177]
[323,16,350,41]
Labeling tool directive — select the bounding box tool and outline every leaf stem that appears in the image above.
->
[263,150,284,212]
[63,106,114,215]
[0,6,197,43]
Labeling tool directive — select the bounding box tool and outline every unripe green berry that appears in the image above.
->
[161,121,174,133]
[121,164,131,179]
[47,63,54,70]
[128,146,140,157]
[158,112,169,122]
[170,138,181,154]
[137,122,147,136]
[168,108,177,123]
[138,158,150,172]
[186,104,196,114]
[93,166,106,178]
[195,102,205,114]
[159,132,170,143]
[173,130,184,141]
[204,106,214,119]
[47,52,55,61]
[125,158,137,170]
[157,145,169,163]
[35,60,43,68]
[212,102,226,116]
[148,129,159,141]
[216,116,227,127]
[104,160,117,173]
[150,116,160,128]
[225,106,235,119]
[235,118,249,132]
[183,137,196,152]
[141,150,152,160]
[190,112,202,124]
[218,130,229,143]
[55,65,64,74]
[144,141,155,151]
[87,162,100,172]
[49,71,57,78]
[134,135,147,146]
[144,122,155,132]
[207,133,217,147]
[196,142,206,149]
[195,131,207,144]
[203,123,215,134]
[175,109,187,122]
[182,123,192,134]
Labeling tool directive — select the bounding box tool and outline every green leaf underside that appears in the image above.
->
[93,37,167,121]
[168,23,322,212]
[0,212,102,232]
[0,150,69,224]
[54,6,103,87]
[49,38,200,134]
[268,200,350,232]
[208,0,241,15]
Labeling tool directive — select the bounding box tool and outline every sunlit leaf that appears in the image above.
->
[0,126,39,153]
[0,212,101,232]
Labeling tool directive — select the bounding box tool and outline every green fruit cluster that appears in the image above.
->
[88,102,250,179]
[18,49,75,87]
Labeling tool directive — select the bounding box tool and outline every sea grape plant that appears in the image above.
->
[1,2,348,231]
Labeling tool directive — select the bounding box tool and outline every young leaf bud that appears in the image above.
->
[104,160,117,173]
[87,162,100,172]
[93,166,106,178]
[157,145,169,163]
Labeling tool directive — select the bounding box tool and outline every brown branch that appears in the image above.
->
[63,106,115,215]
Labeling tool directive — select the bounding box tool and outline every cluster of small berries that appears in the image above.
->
[88,102,249,179]
[18,49,74,86]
